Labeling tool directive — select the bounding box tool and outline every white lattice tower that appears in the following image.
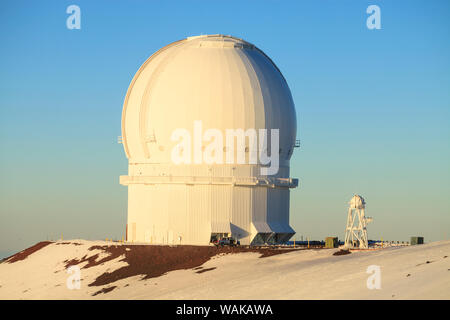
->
[344,195,373,249]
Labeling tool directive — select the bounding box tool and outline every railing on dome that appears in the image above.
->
[117,136,123,144]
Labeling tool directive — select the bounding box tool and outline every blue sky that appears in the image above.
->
[1,0,449,255]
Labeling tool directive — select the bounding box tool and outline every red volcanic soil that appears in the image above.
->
[92,286,118,296]
[2,241,53,263]
[65,245,297,288]
[56,242,82,246]
[333,249,351,256]
[195,267,217,274]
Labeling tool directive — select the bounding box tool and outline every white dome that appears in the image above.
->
[349,195,366,209]
[121,34,297,165]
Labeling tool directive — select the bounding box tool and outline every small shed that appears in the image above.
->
[325,237,338,248]
[410,236,424,245]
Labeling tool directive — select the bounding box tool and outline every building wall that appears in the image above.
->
[125,164,294,245]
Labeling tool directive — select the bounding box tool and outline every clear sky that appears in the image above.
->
[1,0,449,256]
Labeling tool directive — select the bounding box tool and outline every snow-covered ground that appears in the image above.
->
[0,240,449,299]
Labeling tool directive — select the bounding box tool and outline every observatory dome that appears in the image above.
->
[121,34,297,164]
[120,35,299,246]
